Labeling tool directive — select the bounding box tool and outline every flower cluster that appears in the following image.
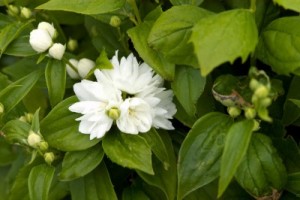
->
[69,51,176,140]
[29,22,65,60]
[66,58,95,79]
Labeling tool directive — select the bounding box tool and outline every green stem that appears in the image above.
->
[128,0,142,24]
[117,27,130,54]
[250,0,256,12]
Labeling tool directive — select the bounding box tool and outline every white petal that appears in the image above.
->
[66,59,80,79]
[38,22,56,38]
[78,58,95,78]
[90,119,113,139]
[69,101,103,114]
[48,43,65,60]
[29,29,52,53]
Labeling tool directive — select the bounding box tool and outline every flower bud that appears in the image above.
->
[227,106,241,118]
[253,120,260,131]
[107,107,120,120]
[67,38,78,51]
[27,130,42,148]
[260,97,272,107]
[244,108,256,119]
[110,16,121,27]
[7,5,19,16]
[66,59,80,79]
[20,7,32,19]
[0,103,4,114]
[29,29,53,53]
[254,85,269,99]
[25,113,34,123]
[48,43,66,60]
[44,152,55,165]
[78,58,95,78]
[38,141,49,151]
[249,78,260,91]
[38,22,56,39]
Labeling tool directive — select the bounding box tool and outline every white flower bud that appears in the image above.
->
[44,152,55,165]
[29,29,53,53]
[67,38,78,51]
[110,16,121,27]
[48,43,66,60]
[78,58,95,78]
[27,130,42,148]
[7,5,19,16]
[20,7,32,19]
[66,59,80,79]
[38,22,56,39]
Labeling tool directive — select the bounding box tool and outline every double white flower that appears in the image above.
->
[29,22,65,60]
[69,51,176,139]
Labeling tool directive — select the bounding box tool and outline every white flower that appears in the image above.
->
[48,43,65,60]
[29,29,52,53]
[38,22,56,39]
[66,59,80,79]
[78,58,95,78]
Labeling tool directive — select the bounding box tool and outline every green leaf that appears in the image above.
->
[37,0,126,15]
[137,131,177,200]
[178,112,234,199]
[122,186,150,200]
[40,96,100,151]
[45,59,66,107]
[191,9,258,76]
[70,162,117,200]
[235,133,287,197]
[0,69,42,113]
[95,49,113,70]
[28,164,55,200]
[2,119,31,145]
[148,5,212,67]
[102,130,154,175]
[0,21,32,56]
[31,109,40,133]
[170,0,204,6]
[218,119,255,197]
[172,66,206,117]
[256,16,300,75]
[60,144,104,181]
[128,21,175,81]
[286,172,300,196]
[5,35,36,57]
[273,0,300,12]
[141,129,170,169]
[0,137,16,165]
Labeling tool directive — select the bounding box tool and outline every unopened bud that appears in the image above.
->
[25,113,34,123]
[110,16,121,27]
[78,58,95,78]
[249,79,260,91]
[67,38,78,51]
[254,85,269,99]
[38,141,49,151]
[44,152,55,165]
[227,106,241,118]
[244,108,256,119]
[253,120,260,131]
[261,97,272,107]
[27,130,42,148]
[7,5,19,16]
[0,103,4,114]
[66,59,80,79]
[29,29,53,53]
[20,7,32,19]
[38,22,56,39]
[48,43,66,60]
[107,107,120,120]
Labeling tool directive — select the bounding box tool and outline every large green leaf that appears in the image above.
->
[40,96,100,151]
[256,16,300,75]
[122,186,150,200]
[28,164,55,200]
[218,119,254,197]
[178,112,234,199]
[5,36,36,57]
[70,162,117,200]
[191,9,258,76]
[128,21,175,81]
[102,130,153,175]
[137,131,177,200]
[45,59,66,107]
[273,0,300,12]
[37,0,126,15]
[0,137,16,166]
[286,172,300,196]
[235,133,287,197]
[170,0,204,6]
[0,69,41,113]
[148,5,212,67]
[172,66,206,117]
[60,144,104,181]
[1,120,31,145]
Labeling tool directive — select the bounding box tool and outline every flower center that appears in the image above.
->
[107,107,121,120]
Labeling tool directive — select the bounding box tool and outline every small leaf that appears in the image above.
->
[128,21,175,81]
[2,120,31,145]
[45,59,66,107]
[0,69,42,113]
[70,162,117,200]
[37,0,126,15]
[235,133,287,197]
[218,119,255,197]
[178,112,233,199]
[102,130,153,175]
[95,49,113,69]
[40,96,100,151]
[256,16,300,75]
[148,5,212,67]
[60,144,104,181]
[273,0,300,12]
[28,164,55,200]
[191,9,258,76]
[286,172,300,196]
[31,109,40,133]
[5,35,36,57]
[172,66,206,117]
